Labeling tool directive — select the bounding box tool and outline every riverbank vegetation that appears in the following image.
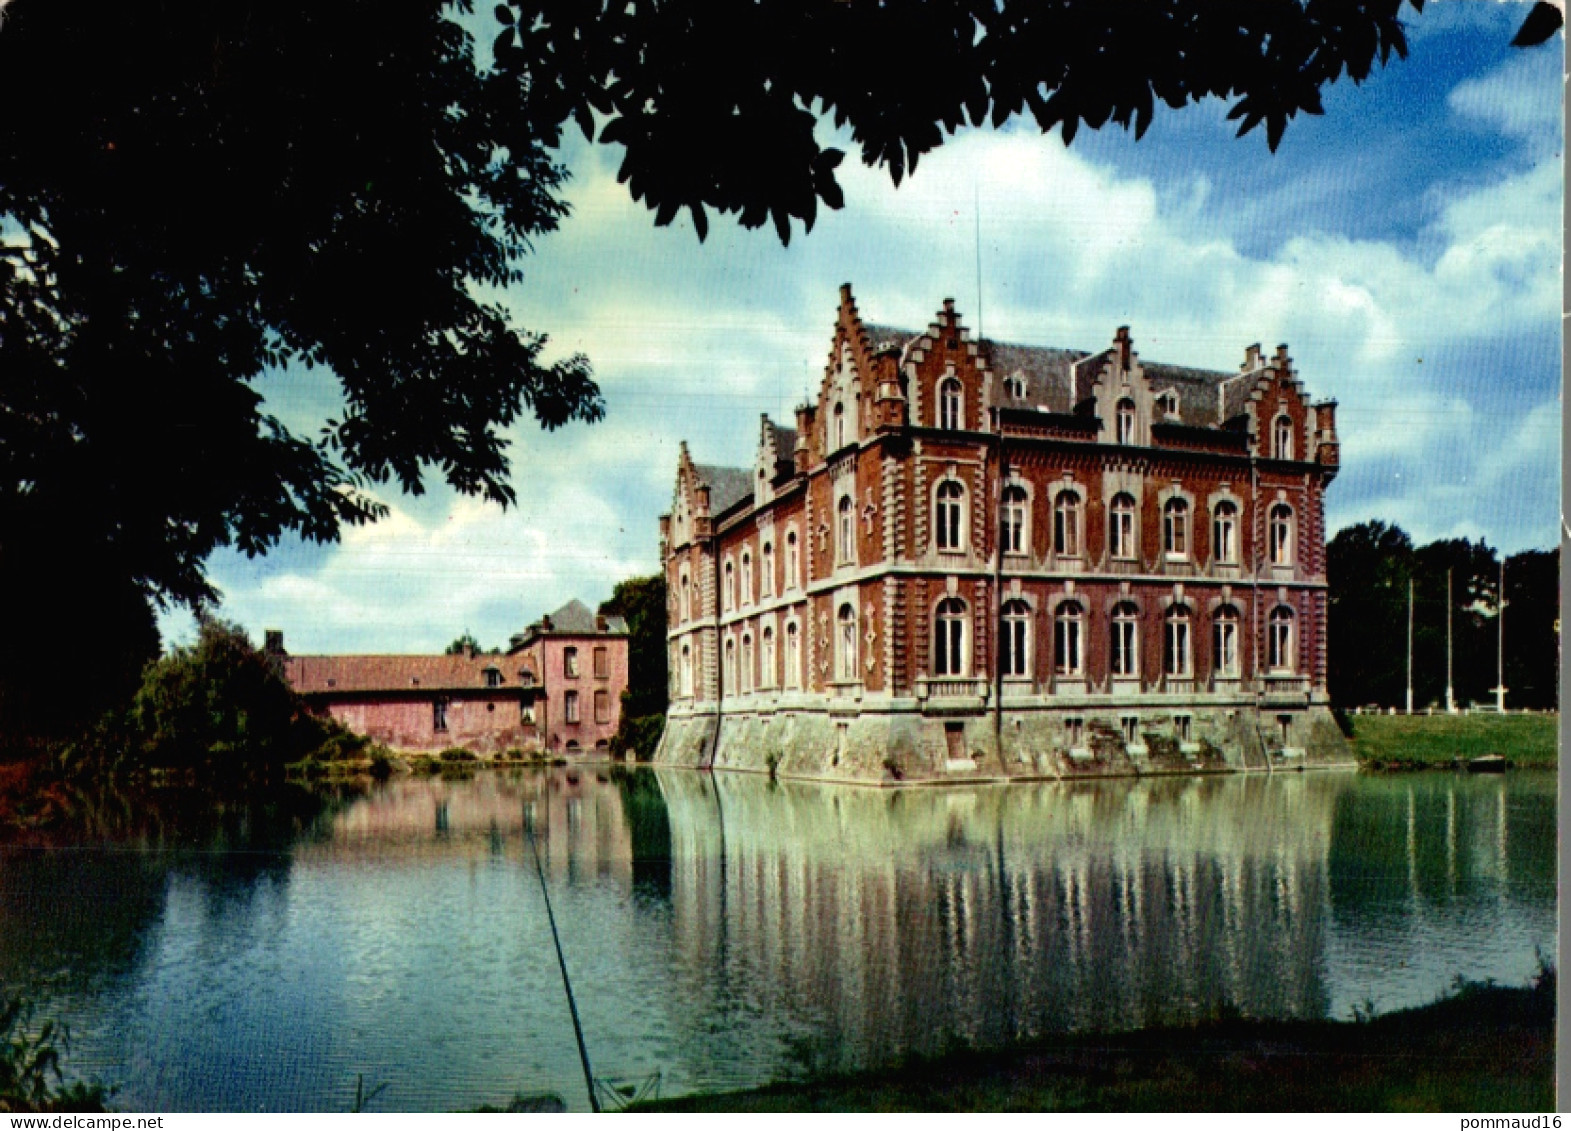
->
[1349,712,1557,770]
[0,996,110,1113]
[638,969,1554,1113]
[599,575,668,760]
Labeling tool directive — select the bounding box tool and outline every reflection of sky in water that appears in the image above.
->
[0,769,1554,1112]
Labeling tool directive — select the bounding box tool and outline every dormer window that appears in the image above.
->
[484,668,502,688]
[1157,392,1178,418]
[1004,375,1026,399]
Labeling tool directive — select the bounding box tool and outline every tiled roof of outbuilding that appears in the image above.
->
[283,652,521,695]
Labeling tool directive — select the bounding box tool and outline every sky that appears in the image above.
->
[163,0,1563,655]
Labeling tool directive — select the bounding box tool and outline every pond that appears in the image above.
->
[0,767,1555,1112]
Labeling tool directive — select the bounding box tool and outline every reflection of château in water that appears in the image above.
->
[657,286,1352,783]
[654,770,1338,1060]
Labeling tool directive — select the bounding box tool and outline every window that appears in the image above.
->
[1001,485,1027,555]
[484,668,502,688]
[564,690,580,723]
[1110,493,1136,560]
[679,570,691,621]
[680,643,693,696]
[1158,392,1178,417]
[1269,504,1294,566]
[1053,491,1081,557]
[1175,714,1192,742]
[521,702,535,725]
[1001,600,1031,678]
[593,647,608,679]
[594,689,611,724]
[564,647,579,678]
[1066,717,1084,748]
[1116,398,1136,445]
[1213,606,1240,678]
[761,541,774,596]
[1054,601,1084,676]
[936,480,964,552]
[1269,606,1295,672]
[1212,501,1238,565]
[1164,607,1192,677]
[724,638,736,693]
[1005,374,1026,398]
[724,560,735,610]
[740,633,753,693]
[433,699,448,732]
[518,668,535,687]
[785,621,800,687]
[741,549,753,604]
[833,402,846,450]
[934,598,966,676]
[1121,716,1140,746]
[837,496,854,564]
[1112,602,1139,677]
[1274,414,1293,460]
[786,531,800,588]
[1163,498,1189,558]
[762,626,776,688]
[940,378,962,430]
[837,604,858,682]
[1278,714,1293,744]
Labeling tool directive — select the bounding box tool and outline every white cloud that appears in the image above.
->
[177,50,1561,653]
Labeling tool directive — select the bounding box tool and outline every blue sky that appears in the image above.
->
[167,0,1562,655]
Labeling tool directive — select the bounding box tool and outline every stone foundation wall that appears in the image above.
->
[655,702,1354,783]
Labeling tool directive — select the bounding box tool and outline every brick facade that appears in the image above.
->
[656,285,1350,782]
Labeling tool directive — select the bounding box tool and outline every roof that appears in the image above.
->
[765,419,798,479]
[693,463,754,516]
[283,651,528,696]
[863,324,1238,427]
[507,597,628,651]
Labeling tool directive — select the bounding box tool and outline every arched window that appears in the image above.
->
[724,559,735,610]
[761,541,774,596]
[1269,606,1295,671]
[1163,498,1189,559]
[934,598,967,677]
[679,570,691,621]
[740,633,753,693]
[1213,606,1240,678]
[1274,414,1293,460]
[1109,493,1136,560]
[1111,602,1140,678]
[837,603,858,682]
[1054,601,1084,676]
[1212,501,1238,565]
[837,495,854,564]
[1164,606,1192,677]
[1001,485,1028,555]
[1001,599,1031,678]
[740,549,753,604]
[680,642,693,696]
[784,621,801,688]
[1116,398,1136,445]
[936,480,965,551]
[724,637,737,694]
[1053,490,1081,557]
[940,378,962,430]
[833,402,846,450]
[761,625,776,688]
[1269,504,1294,566]
[786,530,800,588]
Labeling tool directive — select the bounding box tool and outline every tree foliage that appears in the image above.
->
[600,574,668,720]
[1328,522,1557,711]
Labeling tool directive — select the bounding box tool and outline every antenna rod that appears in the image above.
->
[1405,577,1414,714]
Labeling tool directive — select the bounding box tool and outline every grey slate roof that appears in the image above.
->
[765,419,798,478]
[694,463,754,516]
[507,598,628,652]
[861,324,1240,427]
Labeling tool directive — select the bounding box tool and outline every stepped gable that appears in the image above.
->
[693,463,753,517]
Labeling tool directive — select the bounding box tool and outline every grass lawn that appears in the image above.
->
[634,977,1553,1113]
[1347,712,1557,768]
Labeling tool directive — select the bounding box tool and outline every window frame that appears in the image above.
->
[935,479,965,553]
[1001,484,1028,556]
[1110,492,1136,561]
[837,495,855,565]
[1116,398,1136,445]
[1054,600,1084,677]
[1268,606,1295,672]
[934,597,967,677]
[1213,606,1241,678]
[1052,489,1081,557]
[1212,501,1238,565]
[1001,599,1031,678]
[837,603,859,682]
[1163,497,1189,560]
[563,646,579,678]
[939,377,963,430]
[1111,602,1140,678]
[1269,503,1294,566]
[564,689,580,724]
[1164,606,1192,677]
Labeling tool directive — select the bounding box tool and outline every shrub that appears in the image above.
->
[368,753,393,781]
[609,714,666,761]
[0,995,110,1112]
[438,747,477,762]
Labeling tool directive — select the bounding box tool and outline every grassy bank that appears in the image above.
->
[636,975,1553,1113]
[1348,712,1557,769]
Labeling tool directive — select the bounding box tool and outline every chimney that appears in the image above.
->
[264,629,285,655]
[541,614,553,632]
[463,642,476,659]
[595,614,608,632]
